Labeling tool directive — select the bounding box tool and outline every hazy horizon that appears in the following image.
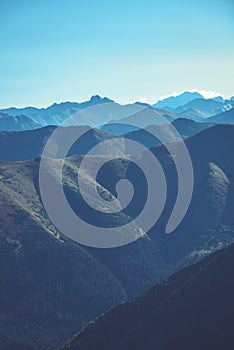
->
[0,88,233,110]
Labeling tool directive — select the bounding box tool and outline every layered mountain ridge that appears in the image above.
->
[0,91,234,349]
[1,125,234,349]
[1,92,233,132]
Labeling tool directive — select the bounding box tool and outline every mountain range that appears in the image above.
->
[1,90,234,350]
[153,91,204,109]
[0,92,233,132]
[153,93,234,120]
[0,96,114,127]
[1,124,234,349]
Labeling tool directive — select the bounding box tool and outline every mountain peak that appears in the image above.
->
[153,91,203,109]
[212,96,224,103]
[89,95,114,104]
[90,94,102,101]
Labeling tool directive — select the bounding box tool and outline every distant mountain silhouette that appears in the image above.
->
[0,96,114,127]
[100,123,139,134]
[135,101,152,108]
[0,113,40,131]
[0,98,177,130]
[212,96,224,102]
[153,93,234,121]
[1,94,233,131]
[101,108,186,133]
[173,98,233,119]
[207,107,234,124]
[66,243,234,350]
[94,105,182,130]
[179,98,223,111]
[153,91,203,109]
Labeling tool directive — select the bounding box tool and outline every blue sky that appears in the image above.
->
[0,0,233,107]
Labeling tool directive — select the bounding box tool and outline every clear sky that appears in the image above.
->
[0,0,233,107]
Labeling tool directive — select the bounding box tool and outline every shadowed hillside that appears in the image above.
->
[0,118,215,161]
[66,243,234,350]
[0,126,117,161]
